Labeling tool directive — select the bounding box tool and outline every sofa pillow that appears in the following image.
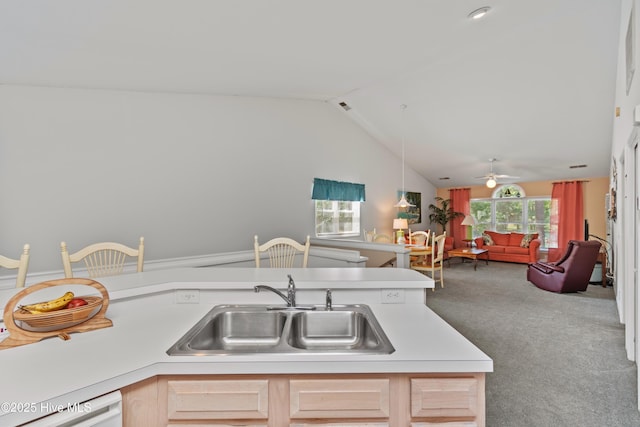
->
[520,233,537,248]
[482,233,494,246]
[486,231,509,246]
[509,232,525,246]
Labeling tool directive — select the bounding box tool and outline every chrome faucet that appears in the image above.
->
[325,289,332,311]
[287,274,297,307]
[254,274,297,307]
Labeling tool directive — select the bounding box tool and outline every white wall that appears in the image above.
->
[0,85,435,275]
[611,0,640,403]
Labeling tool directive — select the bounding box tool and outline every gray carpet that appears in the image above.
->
[424,260,640,427]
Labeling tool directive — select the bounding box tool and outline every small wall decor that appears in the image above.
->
[609,159,618,221]
[397,191,421,224]
[609,188,617,221]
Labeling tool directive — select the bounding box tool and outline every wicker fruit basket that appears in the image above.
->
[14,296,103,328]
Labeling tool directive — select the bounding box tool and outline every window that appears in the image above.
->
[526,199,551,247]
[312,178,365,238]
[470,184,551,249]
[315,200,361,237]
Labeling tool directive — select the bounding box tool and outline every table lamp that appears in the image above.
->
[461,214,477,240]
[393,218,408,244]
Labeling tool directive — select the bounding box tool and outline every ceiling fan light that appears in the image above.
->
[486,178,497,188]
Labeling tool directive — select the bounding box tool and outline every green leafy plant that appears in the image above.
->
[428,196,464,234]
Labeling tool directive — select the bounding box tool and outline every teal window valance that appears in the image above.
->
[312,178,365,202]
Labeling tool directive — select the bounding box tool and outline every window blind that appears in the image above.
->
[311,178,365,202]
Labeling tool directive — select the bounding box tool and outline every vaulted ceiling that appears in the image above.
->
[0,0,621,187]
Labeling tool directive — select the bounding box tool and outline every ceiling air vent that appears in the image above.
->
[569,164,587,169]
[338,102,351,111]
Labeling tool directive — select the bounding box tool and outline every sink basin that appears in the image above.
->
[288,311,385,351]
[188,310,287,351]
[167,304,394,356]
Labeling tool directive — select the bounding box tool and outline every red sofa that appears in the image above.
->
[474,231,541,264]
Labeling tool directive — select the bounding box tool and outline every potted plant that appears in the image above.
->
[428,196,463,234]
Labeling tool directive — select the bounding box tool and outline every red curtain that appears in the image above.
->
[548,181,584,262]
[449,188,470,248]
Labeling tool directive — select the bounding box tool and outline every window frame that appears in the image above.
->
[470,185,551,249]
[314,200,361,238]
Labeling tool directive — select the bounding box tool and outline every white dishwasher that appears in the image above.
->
[23,390,122,427]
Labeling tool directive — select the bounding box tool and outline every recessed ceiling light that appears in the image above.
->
[468,6,491,20]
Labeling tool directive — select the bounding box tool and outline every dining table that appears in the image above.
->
[406,244,432,266]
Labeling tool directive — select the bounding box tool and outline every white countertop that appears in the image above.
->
[0,267,433,307]
[0,267,491,425]
[99,267,434,298]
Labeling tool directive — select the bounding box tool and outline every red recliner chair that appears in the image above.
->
[527,240,602,293]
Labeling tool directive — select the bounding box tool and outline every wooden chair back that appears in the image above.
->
[410,232,446,291]
[61,237,144,278]
[372,233,392,243]
[0,244,30,287]
[254,235,310,268]
[409,230,430,247]
[432,232,447,264]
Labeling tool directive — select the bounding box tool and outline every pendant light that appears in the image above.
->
[468,6,491,20]
[395,104,415,208]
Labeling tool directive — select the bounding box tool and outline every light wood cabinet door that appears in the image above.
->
[290,378,390,419]
[122,373,485,427]
[411,377,479,418]
[291,424,389,427]
[411,423,478,427]
[167,424,266,427]
[167,379,269,420]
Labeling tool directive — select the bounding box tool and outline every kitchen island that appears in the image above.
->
[0,268,492,426]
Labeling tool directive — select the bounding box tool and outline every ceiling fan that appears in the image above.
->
[476,158,519,188]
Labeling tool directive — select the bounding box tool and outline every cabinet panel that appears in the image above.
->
[123,373,485,427]
[168,425,266,427]
[167,379,269,420]
[122,377,158,426]
[290,378,389,419]
[411,423,477,427]
[292,424,389,427]
[411,377,478,418]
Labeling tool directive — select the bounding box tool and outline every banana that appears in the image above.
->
[20,291,74,313]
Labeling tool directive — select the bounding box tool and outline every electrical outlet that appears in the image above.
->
[381,289,404,304]
[175,289,200,304]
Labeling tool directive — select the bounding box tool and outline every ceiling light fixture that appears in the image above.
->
[394,104,415,208]
[485,158,497,188]
[468,6,491,20]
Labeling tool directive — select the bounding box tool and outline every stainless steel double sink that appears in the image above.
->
[166,304,395,356]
